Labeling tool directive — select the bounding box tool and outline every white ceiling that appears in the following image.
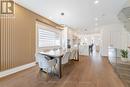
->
[15,0,129,33]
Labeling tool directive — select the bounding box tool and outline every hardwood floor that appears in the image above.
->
[0,55,125,87]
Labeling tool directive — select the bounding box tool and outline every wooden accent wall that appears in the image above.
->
[0,16,15,70]
[0,4,62,71]
[0,15,1,71]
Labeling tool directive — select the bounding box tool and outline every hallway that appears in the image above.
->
[0,56,125,87]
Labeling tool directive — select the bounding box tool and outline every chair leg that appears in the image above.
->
[51,66,54,77]
[53,65,57,76]
[52,66,56,77]
[46,68,51,80]
[54,65,57,73]
[50,67,53,77]
[50,65,57,77]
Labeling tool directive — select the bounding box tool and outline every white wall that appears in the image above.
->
[100,23,130,56]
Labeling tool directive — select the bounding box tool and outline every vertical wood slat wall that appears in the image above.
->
[0,0,1,71]
[0,4,62,71]
[0,15,15,71]
[0,15,1,71]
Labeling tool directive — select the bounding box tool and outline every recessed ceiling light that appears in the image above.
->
[94,0,99,4]
[128,17,130,20]
[49,16,52,19]
[95,23,98,26]
[95,18,98,21]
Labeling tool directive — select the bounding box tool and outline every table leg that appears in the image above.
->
[59,57,62,78]
[77,50,79,61]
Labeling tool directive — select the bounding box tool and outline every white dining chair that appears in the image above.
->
[36,53,57,76]
[62,52,71,64]
[69,49,76,60]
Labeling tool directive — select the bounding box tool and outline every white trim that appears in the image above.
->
[0,62,36,78]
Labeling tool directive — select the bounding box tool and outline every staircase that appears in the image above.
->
[118,7,130,32]
[114,63,130,87]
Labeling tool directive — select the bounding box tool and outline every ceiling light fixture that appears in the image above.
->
[128,17,130,20]
[84,29,87,31]
[94,0,99,4]
[61,12,64,16]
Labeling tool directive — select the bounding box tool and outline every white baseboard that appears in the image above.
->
[0,62,36,78]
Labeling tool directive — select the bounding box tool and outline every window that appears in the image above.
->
[37,23,61,47]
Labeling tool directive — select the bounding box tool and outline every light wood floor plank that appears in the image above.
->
[0,55,125,87]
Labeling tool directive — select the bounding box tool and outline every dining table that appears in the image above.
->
[39,49,64,78]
